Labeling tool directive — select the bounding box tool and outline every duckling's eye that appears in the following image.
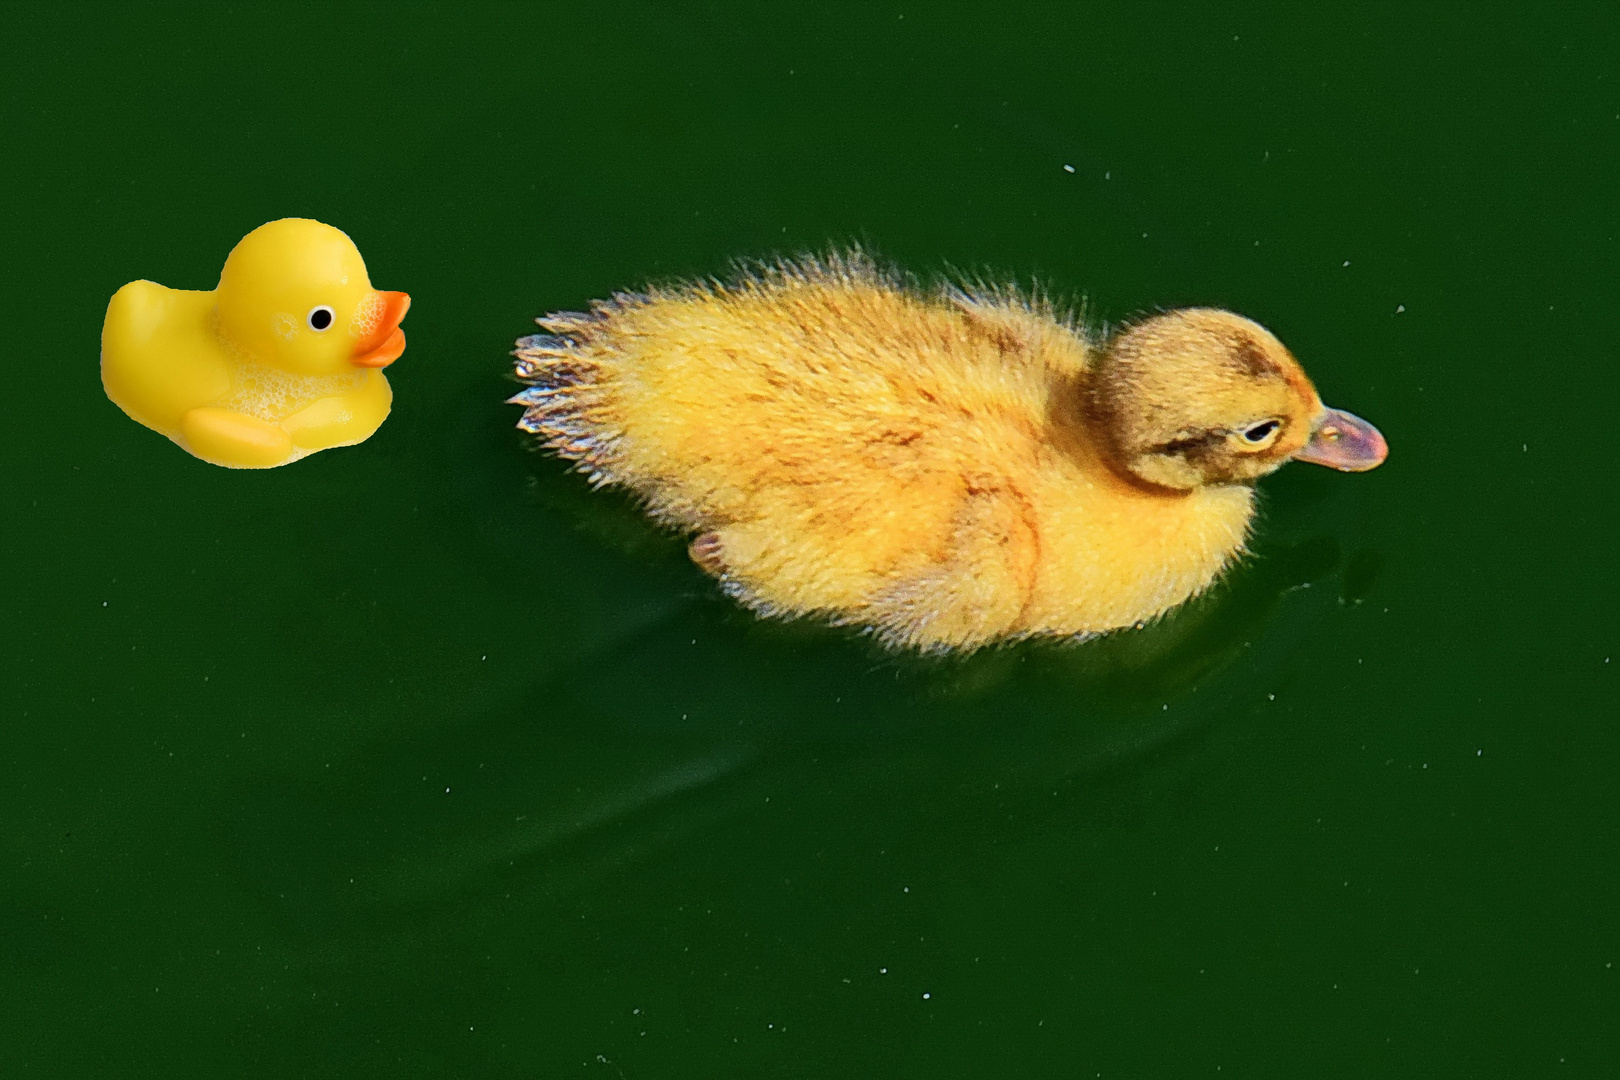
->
[1241,420,1280,444]
[307,305,336,332]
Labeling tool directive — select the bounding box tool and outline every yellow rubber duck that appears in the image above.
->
[510,252,1387,653]
[102,218,410,468]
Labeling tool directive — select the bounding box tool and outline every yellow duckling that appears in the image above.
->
[102,218,410,468]
[511,252,1387,653]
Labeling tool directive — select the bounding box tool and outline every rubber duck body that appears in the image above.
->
[511,253,1387,653]
[102,218,410,468]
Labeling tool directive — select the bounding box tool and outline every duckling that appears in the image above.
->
[510,252,1386,653]
[102,218,410,468]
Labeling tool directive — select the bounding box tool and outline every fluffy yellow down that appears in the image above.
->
[513,255,1254,652]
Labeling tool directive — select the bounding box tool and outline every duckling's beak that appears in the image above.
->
[1294,407,1388,472]
[351,291,411,368]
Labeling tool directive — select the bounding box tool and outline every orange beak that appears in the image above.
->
[351,291,411,368]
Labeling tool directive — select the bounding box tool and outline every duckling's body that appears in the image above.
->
[102,218,409,469]
[513,254,1386,652]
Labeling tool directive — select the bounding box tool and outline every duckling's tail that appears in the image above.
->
[508,311,622,487]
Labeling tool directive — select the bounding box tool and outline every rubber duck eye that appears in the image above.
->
[307,305,335,332]
[1241,419,1280,444]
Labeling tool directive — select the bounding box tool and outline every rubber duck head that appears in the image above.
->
[1088,308,1387,492]
[214,218,410,376]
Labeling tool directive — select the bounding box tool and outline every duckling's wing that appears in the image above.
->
[860,485,1040,651]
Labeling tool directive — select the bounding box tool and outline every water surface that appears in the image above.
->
[2,4,1616,1076]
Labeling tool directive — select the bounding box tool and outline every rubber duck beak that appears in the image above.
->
[351,291,411,368]
[1294,407,1388,472]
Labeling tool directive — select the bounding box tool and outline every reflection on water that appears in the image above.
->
[1340,549,1385,606]
[375,747,759,905]
[219,458,1382,1069]
[234,446,1381,918]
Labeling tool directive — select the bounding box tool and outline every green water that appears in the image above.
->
[4,4,1617,1076]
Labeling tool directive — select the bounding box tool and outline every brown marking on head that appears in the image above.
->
[1229,334,1282,378]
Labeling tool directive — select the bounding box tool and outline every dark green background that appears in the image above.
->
[4,3,1616,1076]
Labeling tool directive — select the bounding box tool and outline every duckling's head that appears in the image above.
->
[1087,308,1387,492]
[215,218,410,376]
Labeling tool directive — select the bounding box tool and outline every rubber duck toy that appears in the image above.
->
[102,218,410,468]
[510,252,1387,653]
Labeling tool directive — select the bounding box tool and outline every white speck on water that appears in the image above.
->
[1477,749,1483,756]
[903,886,909,893]
[1162,704,1168,710]
[1268,693,1275,701]
[922,992,931,1000]
[1395,304,1406,313]
[880,967,888,975]
[1063,164,1075,173]
[1141,232,1148,238]
[1105,170,1111,179]
[480,655,486,660]
[1343,261,1350,267]
[102,601,108,607]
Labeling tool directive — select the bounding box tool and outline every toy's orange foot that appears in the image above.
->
[180,407,292,469]
[689,533,729,578]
